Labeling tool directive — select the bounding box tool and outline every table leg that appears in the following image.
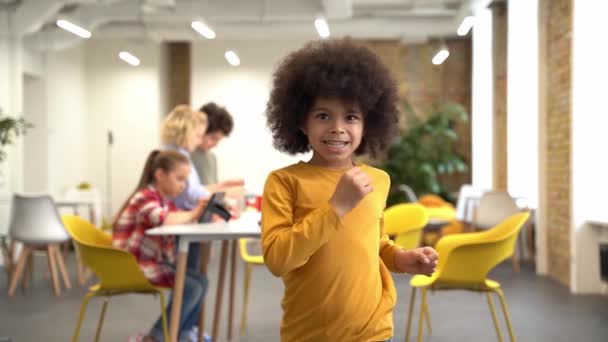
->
[170,239,190,342]
[227,240,237,340]
[198,242,211,342]
[212,240,229,342]
[89,204,96,226]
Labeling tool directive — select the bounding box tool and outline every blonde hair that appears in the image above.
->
[161,105,208,147]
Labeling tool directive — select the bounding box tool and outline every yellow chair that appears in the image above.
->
[239,238,264,336]
[383,203,429,250]
[405,212,530,342]
[61,215,169,342]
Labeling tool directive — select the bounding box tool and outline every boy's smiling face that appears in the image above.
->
[301,97,364,169]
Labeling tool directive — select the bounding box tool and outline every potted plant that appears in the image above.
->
[379,101,469,206]
[0,110,33,163]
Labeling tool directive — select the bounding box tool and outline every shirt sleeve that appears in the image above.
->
[261,172,344,277]
[174,162,211,210]
[376,171,405,273]
[136,196,169,228]
[379,215,405,273]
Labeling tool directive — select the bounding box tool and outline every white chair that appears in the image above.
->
[8,194,72,296]
[454,184,486,224]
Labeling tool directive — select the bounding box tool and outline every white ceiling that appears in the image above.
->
[4,0,489,51]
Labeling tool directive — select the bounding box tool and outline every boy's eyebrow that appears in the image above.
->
[310,106,362,113]
[310,106,332,112]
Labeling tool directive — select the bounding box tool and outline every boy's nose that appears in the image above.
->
[330,121,346,133]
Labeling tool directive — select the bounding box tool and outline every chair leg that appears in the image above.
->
[159,291,169,342]
[73,292,94,342]
[493,288,516,342]
[423,301,432,335]
[1,237,13,286]
[486,292,504,342]
[46,245,61,296]
[53,244,72,289]
[8,245,32,296]
[404,287,417,342]
[240,263,253,336]
[417,288,428,342]
[94,298,109,342]
[22,251,33,290]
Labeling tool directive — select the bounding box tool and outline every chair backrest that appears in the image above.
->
[474,191,520,229]
[239,238,264,264]
[9,193,69,244]
[383,203,429,250]
[61,215,156,291]
[433,212,530,288]
[454,184,485,222]
[398,184,418,202]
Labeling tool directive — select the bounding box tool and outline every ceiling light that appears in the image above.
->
[119,51,140,66]
[224,50,240,66]
[457,16,475,36]
[56,19,91,39]
[314,18,330,38]
[432,48,450,65]
[191,21,216,39]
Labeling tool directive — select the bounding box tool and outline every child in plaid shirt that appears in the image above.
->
[113,149,208,342]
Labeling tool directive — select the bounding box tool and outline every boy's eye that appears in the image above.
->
[346,114,361,122]
[316,113,329,120]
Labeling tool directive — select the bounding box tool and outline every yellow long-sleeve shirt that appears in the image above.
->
[261,161,403,342]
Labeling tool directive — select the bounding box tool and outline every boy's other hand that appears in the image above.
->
[329,166,372,218]
[193,198,209,219]
[395,247,438,276]
[220,178,245,188]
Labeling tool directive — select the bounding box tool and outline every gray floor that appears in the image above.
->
[1,247,607,342]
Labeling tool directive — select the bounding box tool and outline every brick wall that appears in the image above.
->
[362,38,473,194]
[492,2,508,191]
[541,0,572,286]
[166,42,191,111]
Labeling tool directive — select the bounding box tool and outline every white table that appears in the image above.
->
[55,199,96,224]
[147,213,261,342]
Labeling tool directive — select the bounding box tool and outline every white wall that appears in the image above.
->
[22,74,48,193]
[0,11,25,266]
[571,0,608,294]
[85,39,163,218]
[191,40,311,195]
[471,8,493,190]
[44,44,88,198]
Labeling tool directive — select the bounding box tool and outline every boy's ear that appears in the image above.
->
[299,126,307,135]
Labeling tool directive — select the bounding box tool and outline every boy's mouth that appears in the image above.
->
[322,140,350,151]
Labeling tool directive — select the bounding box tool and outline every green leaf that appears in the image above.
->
[378,99,469,206]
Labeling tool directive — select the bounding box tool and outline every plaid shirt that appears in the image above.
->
[113,185,177,287]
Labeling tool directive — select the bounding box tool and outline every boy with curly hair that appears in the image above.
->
[261,38,439,342]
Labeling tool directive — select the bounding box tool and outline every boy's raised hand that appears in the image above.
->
[394,247,439,276]
[329,166,373,218]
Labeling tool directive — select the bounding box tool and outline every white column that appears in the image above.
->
[507,0,539,208]
[471,8,493,190]
[571,0,608,293]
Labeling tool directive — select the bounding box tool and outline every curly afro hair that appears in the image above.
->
[266,38,399,157]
